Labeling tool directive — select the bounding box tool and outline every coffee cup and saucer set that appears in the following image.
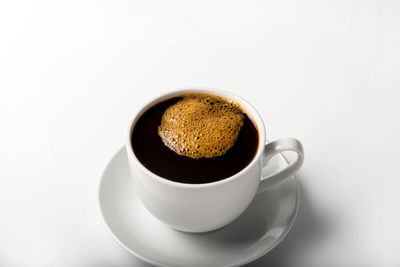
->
[98,88,304,267]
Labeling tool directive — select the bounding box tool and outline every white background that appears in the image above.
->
[1,0,399,266]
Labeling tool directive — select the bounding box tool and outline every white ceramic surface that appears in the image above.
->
[99,147,299,267]
[125,88,303,232]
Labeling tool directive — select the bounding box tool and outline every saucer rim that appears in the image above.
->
[98,146,300,267]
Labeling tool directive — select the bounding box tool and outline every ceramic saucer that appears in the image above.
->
[98,147,299,267]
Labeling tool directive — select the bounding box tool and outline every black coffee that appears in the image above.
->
[131,94,259,184]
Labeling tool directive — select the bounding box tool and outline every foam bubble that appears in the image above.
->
[158,94,244,159]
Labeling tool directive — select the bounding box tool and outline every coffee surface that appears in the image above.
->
[131,94,259,184]
[158,94,244,159]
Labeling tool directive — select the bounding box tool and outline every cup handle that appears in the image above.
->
[258,138,304,192]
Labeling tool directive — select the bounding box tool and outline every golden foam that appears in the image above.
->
[158,94,244,159]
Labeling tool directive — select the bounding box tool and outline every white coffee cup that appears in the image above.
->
[126,88,304,233]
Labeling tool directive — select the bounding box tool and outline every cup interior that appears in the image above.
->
[126,88,266,187]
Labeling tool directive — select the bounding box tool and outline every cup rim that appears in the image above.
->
[126,87,266,189]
